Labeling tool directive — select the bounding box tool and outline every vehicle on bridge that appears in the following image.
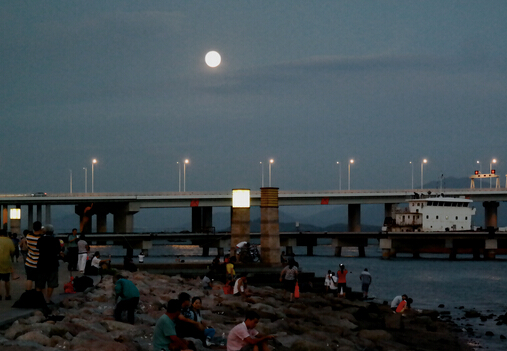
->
[384,196,476,232]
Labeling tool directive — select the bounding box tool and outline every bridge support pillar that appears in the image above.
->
[45,205,51,225]
[260,188,281,265]
[230,207,250,259]
[27,205,33,231]
[348,204,365,255]
[36,204,42,222]
[485,239,497,260]
[484,201,499,228]
[280,238,297,257]
[97,212,108,233]
[192,207,213,233]
[379,238,392,260]
[112,203,139,234]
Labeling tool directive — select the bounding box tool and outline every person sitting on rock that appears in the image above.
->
[227,310,276,351]
[153,299,194,351]
[233,273,251,299]
[90,251,111,279]
[176,292,205,339]
[113,274,140,324]
[391,294,408,311]
[187,296,216,346]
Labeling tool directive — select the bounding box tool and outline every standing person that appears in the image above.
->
[10,233,20,263]
[324,270,332,293]
[280,258,298,302]
[226,256,236,283]
[337,264,348,298]
[329,272,339,296]
[19,230,29,262]
[113,274,140,324]
[227,310,275,351]
[0,229,15,300]
[359,268,372,299]
[36,224,63,303]
[280,251,287,264]
[25,221,44,291]
[77,234,89,274]
[153,299,194,351]
[67,228,79,275]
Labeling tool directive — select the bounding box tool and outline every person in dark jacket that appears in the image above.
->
[36,224,64,303]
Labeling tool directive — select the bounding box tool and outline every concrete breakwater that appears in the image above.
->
[0,268,473,351]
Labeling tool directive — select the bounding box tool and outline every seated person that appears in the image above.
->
[391,294,408,311]
[123,255,137,272]
[176,292,205,340]
[153,299,194,351]
[202,272,213,290]
[227,310,275,351]
[90,251,111,276]
[187,296,216,346]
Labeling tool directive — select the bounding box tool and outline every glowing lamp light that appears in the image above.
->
[10,208,21,220]
[232,189,250,208]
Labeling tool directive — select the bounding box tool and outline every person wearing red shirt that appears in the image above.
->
[336,264,348,297]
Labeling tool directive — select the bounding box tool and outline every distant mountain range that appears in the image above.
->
[47,176,506,233]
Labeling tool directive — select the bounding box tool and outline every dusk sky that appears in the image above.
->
[2,1,507,195]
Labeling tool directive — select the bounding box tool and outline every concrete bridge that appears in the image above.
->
[2,187,507,261]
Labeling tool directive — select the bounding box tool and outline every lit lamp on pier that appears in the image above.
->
[183,159,190,192]
[231,189,251,259]
[9,207,21,235]
[269,159,274,187]
[91,158,97,193]
[421,159,428,189]
[490,158,497,188]
[348,159,354,190]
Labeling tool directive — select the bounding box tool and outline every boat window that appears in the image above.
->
[439,202,444,206]
[426,215,429,219]
[445,202,451,206]
[436,215,439,219]
[456,216,458,220]
[465,216,468,220]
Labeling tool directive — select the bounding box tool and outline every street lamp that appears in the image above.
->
[336,162,342,190]
[69,169,73,194]
[421,159,427,189]
[91,159,97,193]
[260,162,264,187]
[269,159,274,187]
[348,159,354,190]
[177,162,181,192]
[410,161,414,189]
[83,167,87,193]
[490,158,497,188]
[183,159,189,191]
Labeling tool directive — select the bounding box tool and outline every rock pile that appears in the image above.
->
[0,271,472,351]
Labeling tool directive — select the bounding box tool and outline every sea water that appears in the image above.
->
[90,240,507,351]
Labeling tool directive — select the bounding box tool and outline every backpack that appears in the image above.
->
[13,290,50,315]
[73,276,94,292]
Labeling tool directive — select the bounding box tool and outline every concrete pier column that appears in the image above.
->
[28,205,34,231]
[348,204,361,232]
[2,205,7,230]
[485,239,498,260]
[230,207,250,258]
[384,203,394,218]
[45,205,51,225]
[379,238,392,260]
[36,204,42,222]
[483,201,499,228]
[192,207,213,233]
[260,187,281,265]
[97,212,108,233]
[112,203,139,234]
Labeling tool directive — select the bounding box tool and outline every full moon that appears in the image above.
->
[205,51,221,67]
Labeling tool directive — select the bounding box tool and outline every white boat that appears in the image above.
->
[384,196,476,232]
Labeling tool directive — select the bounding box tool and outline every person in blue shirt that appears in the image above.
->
[153,299,194,351]
[113,274,140,324]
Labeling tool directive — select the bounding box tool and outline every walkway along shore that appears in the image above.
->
[0,261,478,350]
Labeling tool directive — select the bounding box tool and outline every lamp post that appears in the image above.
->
[269,159,274,187]
[260,162,264,187]
[421,159,427,189]
[83,167,87,193]
[410,161,414,189]
[477,160,482,188]
[69,169,73,194]
[348,159,354,190]
[91,159,97,193]
[490,158,497,188]
[177,162,181,192]
[336,162,342,190]
[183,159,189,192]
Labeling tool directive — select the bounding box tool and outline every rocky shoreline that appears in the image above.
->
[0,270,476,351]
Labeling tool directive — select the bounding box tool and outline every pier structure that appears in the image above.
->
[1,187,507,261]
